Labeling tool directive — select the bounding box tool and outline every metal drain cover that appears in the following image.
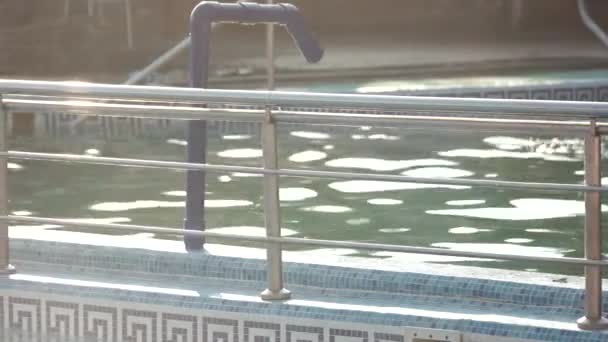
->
[405,327,462,342]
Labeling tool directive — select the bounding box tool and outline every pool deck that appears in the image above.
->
[207,30,608,89]
[242,31,608,72]
[5,28,608,86]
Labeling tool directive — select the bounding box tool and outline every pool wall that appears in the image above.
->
[2,238,607,342]
[23,77,608,139]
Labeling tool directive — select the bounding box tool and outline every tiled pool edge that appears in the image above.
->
[10,239,607,311]
[3,236,608,341]
[355,77,608,101]
[1,268,607,342]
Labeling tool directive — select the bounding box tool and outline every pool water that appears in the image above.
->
[7,120,604,276]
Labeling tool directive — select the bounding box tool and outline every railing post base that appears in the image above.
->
[260,288,291,301]
[0,264,16,275]
[577,316,608,331]
[183,219,206,252]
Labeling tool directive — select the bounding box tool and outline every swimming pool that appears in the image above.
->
[8,68,608,277]
[4,75,608,341]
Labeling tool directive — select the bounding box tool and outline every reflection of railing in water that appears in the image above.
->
[32,106,371,139]
[34,113,264,139]
[2,79,608,329]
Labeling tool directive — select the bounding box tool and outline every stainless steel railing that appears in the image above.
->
[1,79,608,329]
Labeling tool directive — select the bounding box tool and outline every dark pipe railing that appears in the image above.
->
[185,1,323,253]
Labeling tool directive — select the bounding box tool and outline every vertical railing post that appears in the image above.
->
[260,107,290,301]
[0,96,16,275]
[578,119,608,330]
[266,0,275,90]
[260,6,289,300]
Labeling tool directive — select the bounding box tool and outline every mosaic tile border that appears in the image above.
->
[0,292,592,342]
[11,239,603,313]
[0,270,585,333]
[373,82,608,102]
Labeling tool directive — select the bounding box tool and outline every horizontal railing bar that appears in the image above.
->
[4,215,607,267]
[272,111,593,133]
[3,79,608,117]
[2,94,603,121]
[1,96,594,127]
[5,151,606,192]
[2,98,265,122]
[6,151,256,172]
[0,98,596,134]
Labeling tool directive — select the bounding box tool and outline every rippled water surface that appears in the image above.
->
[9,123,605,275]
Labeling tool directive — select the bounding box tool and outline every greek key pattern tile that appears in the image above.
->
[373,332,403,342]
[423,85,608,103]
[46,301,78,342]
[244,321,280,342]
[329,328,368,342]
[203,318,239,342]
[8,297,41,342]
[286,325,324,342]
[84,305,118,342]
[123,309,157,342]
[0,296,412,342]
[163,313,197,342]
